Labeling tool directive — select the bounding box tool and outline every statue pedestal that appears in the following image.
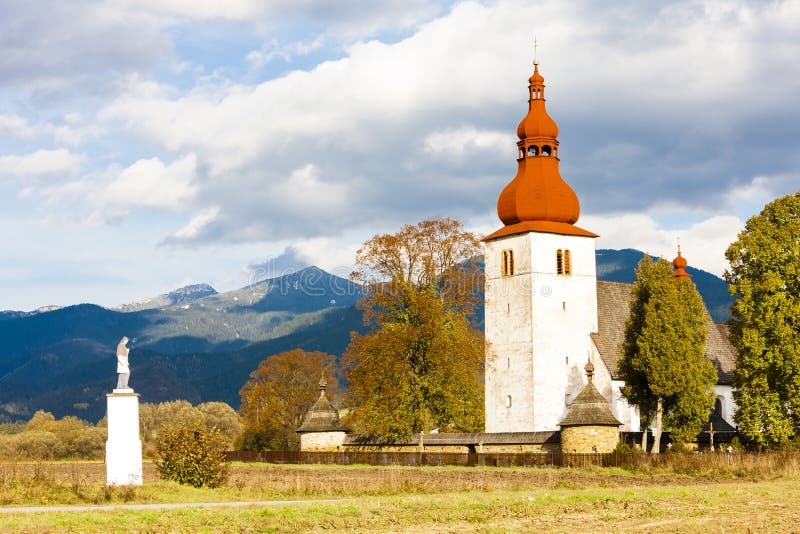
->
[106,390,143,486]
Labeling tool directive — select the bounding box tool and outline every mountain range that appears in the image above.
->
[0,249,733,423]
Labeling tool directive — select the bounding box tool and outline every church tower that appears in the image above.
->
[484,56,599,432]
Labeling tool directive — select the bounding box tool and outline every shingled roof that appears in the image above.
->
[296,376,346,433]
[560,361,622,427]
[592,281,736,385]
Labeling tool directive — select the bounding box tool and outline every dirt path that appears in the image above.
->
[0,498,346,514]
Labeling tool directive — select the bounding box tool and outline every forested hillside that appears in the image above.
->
[0,250,731,422]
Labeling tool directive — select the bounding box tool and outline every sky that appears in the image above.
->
[1,0,798,311]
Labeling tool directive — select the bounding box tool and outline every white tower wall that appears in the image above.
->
[106,391,143,486]
[485,231,598,432]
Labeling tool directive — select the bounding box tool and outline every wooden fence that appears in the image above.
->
[225,450,663,468]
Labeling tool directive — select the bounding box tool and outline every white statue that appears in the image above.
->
[116,336,131,390]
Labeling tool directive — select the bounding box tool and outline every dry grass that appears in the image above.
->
[0,457,799,531]
[0,452,796,506]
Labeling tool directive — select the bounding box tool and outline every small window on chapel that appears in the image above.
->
[542,145,552,156]
[527,145,538,156]
[556,249,564,274]
[501,249,514,277]
[564,250,572,276]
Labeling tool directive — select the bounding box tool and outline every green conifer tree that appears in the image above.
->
[619,256,716,452]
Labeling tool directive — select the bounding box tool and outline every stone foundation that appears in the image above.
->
[560,425,619,453]
[300,431,347,451]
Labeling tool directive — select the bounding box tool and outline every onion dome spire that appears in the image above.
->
[673,239,692,280]
[487,52,596,241]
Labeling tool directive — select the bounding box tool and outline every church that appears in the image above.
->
[298,56,738,453]
[482,56,738,437]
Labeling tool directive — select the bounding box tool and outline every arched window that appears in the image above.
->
[542,145,552,156]
[505,395,512,408]
[556,249,564,275]
[564,250,572,276]
[527,145,539,156]
[519,148,525,159]
[501,249,514,277]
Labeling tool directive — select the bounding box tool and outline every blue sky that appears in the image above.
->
[1,0,798,310]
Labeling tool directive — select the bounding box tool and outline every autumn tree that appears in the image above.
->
[133,400,241,455]
[619,256,716,452]
[725,192,800,448]
[238,349,340,451]
[343,218,484,441]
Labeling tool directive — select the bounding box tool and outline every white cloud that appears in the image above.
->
[277,163,347,212]
[582,212,743,276]
[0,115,35,138]
[93,0,799,247]
[246,36,325,68]
[424,126,513,159]
[103,154,198,209]
[124,0,264,21]
[171,206,221,241]
[0,149,82,179]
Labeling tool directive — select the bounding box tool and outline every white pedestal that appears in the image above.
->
[106,390,143,486]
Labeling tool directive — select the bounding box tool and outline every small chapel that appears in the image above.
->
[298,55,738,453]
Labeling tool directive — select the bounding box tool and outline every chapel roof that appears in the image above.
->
[591,281,736,385]
[559,361,622,427]
[296,375,346,433]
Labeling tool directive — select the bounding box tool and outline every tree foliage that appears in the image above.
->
[154,420,230,488]
[238,349,340,451]
[343,218,484,441]
[725,192,800,447]
[133,400,241,456]
[619,256,716,448]
[0,410,104,459]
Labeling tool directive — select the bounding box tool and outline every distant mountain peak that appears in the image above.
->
[166,283,218,304]
[115,283,217,312]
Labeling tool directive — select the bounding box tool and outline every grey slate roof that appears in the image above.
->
[593,281,736,385]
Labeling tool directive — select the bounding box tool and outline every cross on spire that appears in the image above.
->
[533,36,539,65]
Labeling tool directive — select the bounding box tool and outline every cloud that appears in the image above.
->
[102,153,198,210]
[582,212,743,276]
[169,206,221,242]
[424,126,513,160]
[0,0,169,95]
[0,149,82,179]
[0,114,35,138]
[246,36,326,68]
[4,0,800,312]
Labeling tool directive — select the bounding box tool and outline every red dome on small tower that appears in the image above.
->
[487,54,596,241]
[673,241,692,280]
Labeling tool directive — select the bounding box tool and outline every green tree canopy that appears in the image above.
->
[343,218,484,441]
[725,191,800,447]
[619,256,716,450]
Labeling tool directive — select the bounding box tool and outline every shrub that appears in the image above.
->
[153,420,230,488]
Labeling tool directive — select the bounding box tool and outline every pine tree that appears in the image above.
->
[619,256,716,452]
[725,192,800,447]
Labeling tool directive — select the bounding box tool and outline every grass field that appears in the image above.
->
[1,460,799,532]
